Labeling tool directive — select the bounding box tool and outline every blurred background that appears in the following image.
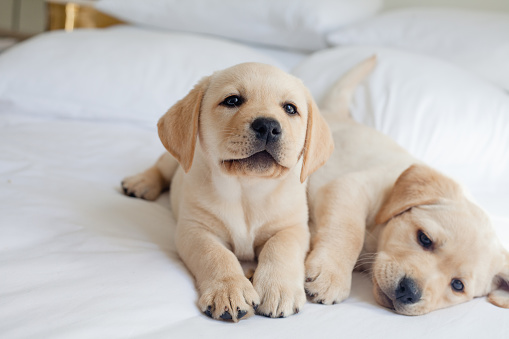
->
[0,0,508,37]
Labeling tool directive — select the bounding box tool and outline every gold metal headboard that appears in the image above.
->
[46,0,124,31]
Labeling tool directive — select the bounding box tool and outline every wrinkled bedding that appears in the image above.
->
[0,108,508,338]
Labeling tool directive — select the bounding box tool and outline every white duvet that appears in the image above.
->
[1,109,508,338]
[1,16,509,338]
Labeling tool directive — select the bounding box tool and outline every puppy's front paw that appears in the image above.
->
[199,276,260,322]
[121,171,163,201]
[253,269,306,318]
[305,251,352,305]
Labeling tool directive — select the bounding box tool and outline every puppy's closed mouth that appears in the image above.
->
[221,150,288,178]
[373,278,395,310]
[224,150,276,167]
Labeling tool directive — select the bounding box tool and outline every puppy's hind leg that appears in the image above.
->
[121,152,178,200]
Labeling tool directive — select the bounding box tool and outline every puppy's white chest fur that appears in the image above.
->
[172,150,307,262]
[218,202,256,261]
[212,175,278,261]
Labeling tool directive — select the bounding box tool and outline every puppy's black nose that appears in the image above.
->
[251,118,281,143]
[395,277,422,304]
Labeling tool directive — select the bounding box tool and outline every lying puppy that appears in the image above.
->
[305,57,509,315]
[122,63,334,321]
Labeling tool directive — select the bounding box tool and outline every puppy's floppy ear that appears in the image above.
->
[488,251,509,308]
[375,164,462,224]
[300,92,334,183]
[157,76,210,173]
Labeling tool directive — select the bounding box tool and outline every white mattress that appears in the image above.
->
[1,108,508,338]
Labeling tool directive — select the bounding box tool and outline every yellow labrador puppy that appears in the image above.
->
[122,63,333,321]
[305,57,509,315]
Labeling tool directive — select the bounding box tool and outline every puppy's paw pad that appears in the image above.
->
[219,310,232,320]
[305,257,351,305]
[199,276,260,322]
[237,308,248,319]
[121,173,162,201]
[203,305,213,318]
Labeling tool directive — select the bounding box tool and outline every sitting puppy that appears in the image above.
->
[305,57,509,315]
[122,63,334,321]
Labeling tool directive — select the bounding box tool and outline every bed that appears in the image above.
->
[1,1,508,337]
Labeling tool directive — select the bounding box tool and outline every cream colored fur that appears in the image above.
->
[122,63,333,321]
[306,57,509,315]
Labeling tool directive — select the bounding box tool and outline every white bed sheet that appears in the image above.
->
[1,109,508,338]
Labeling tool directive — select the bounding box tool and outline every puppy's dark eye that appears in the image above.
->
[417,230,432,249]
[451,279,464,292]
[221,95,243,107]
[283,103,297,115]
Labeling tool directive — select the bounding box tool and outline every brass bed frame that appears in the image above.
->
[47,0,123,31]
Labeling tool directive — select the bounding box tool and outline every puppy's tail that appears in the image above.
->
[321,55,377,120]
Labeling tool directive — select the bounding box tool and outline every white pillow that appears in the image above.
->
[292,46,509,192]
[0,26,282,126]
[327,8,509,91]
[95,0,383,51]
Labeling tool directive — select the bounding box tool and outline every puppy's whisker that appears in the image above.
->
[355,259,376,265]
[357,252,377,260]
[354,263,376,272]
[364,231,378,243]
[356,253,377,264]
[357,269,374,281]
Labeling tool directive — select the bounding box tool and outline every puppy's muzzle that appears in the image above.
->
[395,277,422,305]
[251,118,281,144]
[220,117,287,175]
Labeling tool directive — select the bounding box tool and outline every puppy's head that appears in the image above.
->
[372,164,509,315]
[157,63,333,182]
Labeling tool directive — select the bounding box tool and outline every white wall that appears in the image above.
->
[385,0,509,12]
